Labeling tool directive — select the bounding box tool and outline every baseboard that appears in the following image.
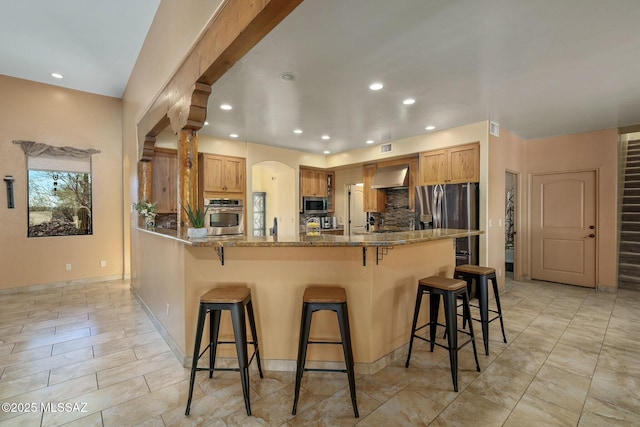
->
[180,340,410,376]
[0,275,126,294]
[130,285,186,365]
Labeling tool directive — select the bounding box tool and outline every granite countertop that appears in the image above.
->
[142,227,482,248]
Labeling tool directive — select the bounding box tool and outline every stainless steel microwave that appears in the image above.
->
[303,197,328,214]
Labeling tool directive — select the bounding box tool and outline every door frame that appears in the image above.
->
[505,170,519,280]
[528,168,598,287]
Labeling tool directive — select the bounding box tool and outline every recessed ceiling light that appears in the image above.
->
[403,98,416,105]
[293,129,303,134]
[204,121,209,126]
[369,82,384,91]
[220,104,232,110]
[321,135,330,140]
[280,72,296,81]
[425,125,436,131]
[323,150,331,154]
[51,73,63,79]
[230,133,239,138]
[366,140,374,144]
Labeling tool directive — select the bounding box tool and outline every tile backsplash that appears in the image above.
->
[370,188,415,228]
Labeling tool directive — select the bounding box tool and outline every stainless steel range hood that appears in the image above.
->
[371,164,409,188]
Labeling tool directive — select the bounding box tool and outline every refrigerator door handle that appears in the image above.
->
[433,184,443,229]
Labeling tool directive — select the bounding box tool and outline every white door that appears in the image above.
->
[349,185,366,235]
[531,171,596,287]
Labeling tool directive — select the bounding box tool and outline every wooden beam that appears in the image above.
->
[168,82,212,134]
[137,0,303,159]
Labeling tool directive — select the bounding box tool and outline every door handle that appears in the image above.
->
[587,234,595,238]
[589,225,595,229]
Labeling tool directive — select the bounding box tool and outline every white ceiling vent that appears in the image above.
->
[380,143,393,153]
[490,121,500,137]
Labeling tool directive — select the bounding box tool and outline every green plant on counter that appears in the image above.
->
[133,199,157,219]
[182,203,209,228]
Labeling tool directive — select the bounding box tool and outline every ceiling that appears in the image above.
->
[4,0,640,154]
[0,0,160,98]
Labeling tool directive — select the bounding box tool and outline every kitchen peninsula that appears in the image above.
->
[132,227,482,373]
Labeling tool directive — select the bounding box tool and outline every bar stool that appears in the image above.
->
[292,286,358,418]
[405,276,480,392]
[185,287,263,416]
[454,265,507,355]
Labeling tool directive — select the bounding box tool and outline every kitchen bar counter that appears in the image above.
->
[132,226,483,374]
[148,227,482,248]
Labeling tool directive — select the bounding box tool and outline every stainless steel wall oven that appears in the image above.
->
[204,198,244,236]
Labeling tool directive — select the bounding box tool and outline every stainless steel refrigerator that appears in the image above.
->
[415,182,479,266]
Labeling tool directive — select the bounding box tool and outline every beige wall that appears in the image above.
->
[525,128,619,289]
[0,75,123,289]
[487,128,527,286]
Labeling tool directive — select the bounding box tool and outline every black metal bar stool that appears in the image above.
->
[292,286,359,418]
[454,264,507,355]
[405,276,480,392]
[185,287,263,416]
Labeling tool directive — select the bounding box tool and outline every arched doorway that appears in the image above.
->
[251,161,296,236]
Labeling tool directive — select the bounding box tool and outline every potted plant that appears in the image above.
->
[183,203,209,238]
[133,199,157,229]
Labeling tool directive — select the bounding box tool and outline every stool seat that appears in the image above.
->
[419,276,467,291]
[293,286,358,418]
[455,264,496,276]
[303,286,347,303]
[201,287,251,303]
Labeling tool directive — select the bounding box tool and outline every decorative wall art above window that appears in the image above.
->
[13,140,100,238]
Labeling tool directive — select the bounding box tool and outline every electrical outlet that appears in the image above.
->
[489,219,493,227]
[100,260,107,267]
[166,304,170,316]
[65,263,72,271]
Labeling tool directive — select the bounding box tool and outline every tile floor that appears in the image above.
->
[1,277,639,426]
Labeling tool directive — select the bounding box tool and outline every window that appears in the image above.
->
[27,156,93,237]
[253,192,266,236]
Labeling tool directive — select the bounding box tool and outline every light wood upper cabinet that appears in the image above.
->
[300,168,327,197]
[152,148,178,213]
[300,167,335,212]
[419,142,479,185]
[419,149,448,186]
[199,154,246,194]
[363,164,386,212]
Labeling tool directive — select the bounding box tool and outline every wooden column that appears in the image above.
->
[137,160,153,226]
[177,129,198,229]
[137,133,155,215]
